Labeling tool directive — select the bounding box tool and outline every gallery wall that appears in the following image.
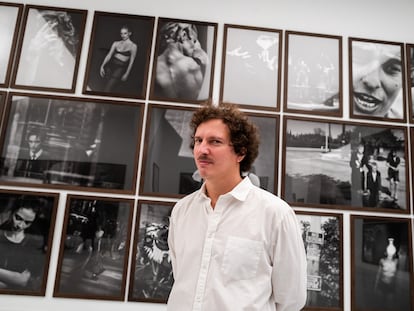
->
[0,0,413,311]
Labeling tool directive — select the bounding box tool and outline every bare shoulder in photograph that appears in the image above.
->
[151,18,217,103]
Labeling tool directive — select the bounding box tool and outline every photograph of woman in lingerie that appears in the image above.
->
[82,12,155,99]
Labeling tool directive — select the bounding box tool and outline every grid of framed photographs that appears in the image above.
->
[0,2,413,311]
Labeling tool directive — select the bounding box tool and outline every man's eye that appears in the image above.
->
[210,140,223,145]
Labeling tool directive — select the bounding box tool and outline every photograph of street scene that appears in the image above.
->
[282,117,407,211]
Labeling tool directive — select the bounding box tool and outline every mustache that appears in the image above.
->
[197,155,212,161]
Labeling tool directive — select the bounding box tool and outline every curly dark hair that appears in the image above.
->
[190,103,259,173]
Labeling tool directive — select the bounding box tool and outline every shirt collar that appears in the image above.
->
[198,177,253,202]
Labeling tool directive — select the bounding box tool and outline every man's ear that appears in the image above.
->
[237,148,247,162]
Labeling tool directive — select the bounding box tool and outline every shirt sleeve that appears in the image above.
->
[168,205,177,277]
[272,208,307,311]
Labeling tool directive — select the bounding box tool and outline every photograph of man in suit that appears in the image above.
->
[14,131,49,180]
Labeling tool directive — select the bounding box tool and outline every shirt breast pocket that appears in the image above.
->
[221,236,263,282]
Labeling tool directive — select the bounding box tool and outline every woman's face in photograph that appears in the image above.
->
[352,42,402,117]
[120,28,131,41]
[12,207,36,232]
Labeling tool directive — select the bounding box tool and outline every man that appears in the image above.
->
[154,22,209,101]
[14,131,49,179]
[167,103,307,311]
[349,142,368,206]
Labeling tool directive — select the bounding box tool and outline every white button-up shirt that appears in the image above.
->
[167,177,307,311]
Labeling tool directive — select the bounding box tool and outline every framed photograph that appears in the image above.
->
[349,38,407,122]
[0,2,23,87]
[149,17,217,103]
[351,215,413,311]
[0,91,6,127]
[406,44,414,123]
[0,189,58,296]
[11,5,87,93]
[128,200,174,303]
[219,24,282,111]
[0,92,143,193]
[296,211,343,310]
[82,11,155,99]
[139,104,279,197]
[139,104,198,198]
[54,195,134,300]
[284,31,342,117]
[282,116,409,212]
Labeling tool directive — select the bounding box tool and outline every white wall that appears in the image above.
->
[1,0,413,310]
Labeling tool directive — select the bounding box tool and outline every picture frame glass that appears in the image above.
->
[350,39,405,121]
[128,201,173,302]
[221,26,281,109]
[407,44,414,122]
[283,118,408,211]
[140,106,198,197]
[296,212,342,309]
[13,6,86,91]
[0,3,21,86]
[0,94,143,192]
[0,191,58,296]
[54,196,133,300]
[285,33,341,115]
[83,12,155,99]
[352,217,413,311]
[150,18,216,103]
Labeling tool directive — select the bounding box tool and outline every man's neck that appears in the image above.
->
[205,175,243,209]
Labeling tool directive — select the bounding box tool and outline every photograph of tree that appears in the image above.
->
[282,117,408,211]
[296,212,342,310]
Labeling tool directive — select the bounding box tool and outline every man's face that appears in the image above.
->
[28,134,41,154]
[12,207,36,232]
[352,42,402,117]
[193,119,242,182]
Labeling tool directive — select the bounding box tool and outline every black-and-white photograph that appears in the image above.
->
[11,5,87,92]
[140,105,279,197]
[406,44,414,122]
[349,38,406,122]
[54,196,133,300]
[282,117,408,211]
[140,105,198,197]
[220,24,282,110]
[0,190,58,296]
[128,201,173,303]
[0,93,143,193]
[284,31,342,116]
[0,2,23,87]
[351,216,413,311]
[82,11,155,99]
[296,212,342,310]
[150,17,217,103]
